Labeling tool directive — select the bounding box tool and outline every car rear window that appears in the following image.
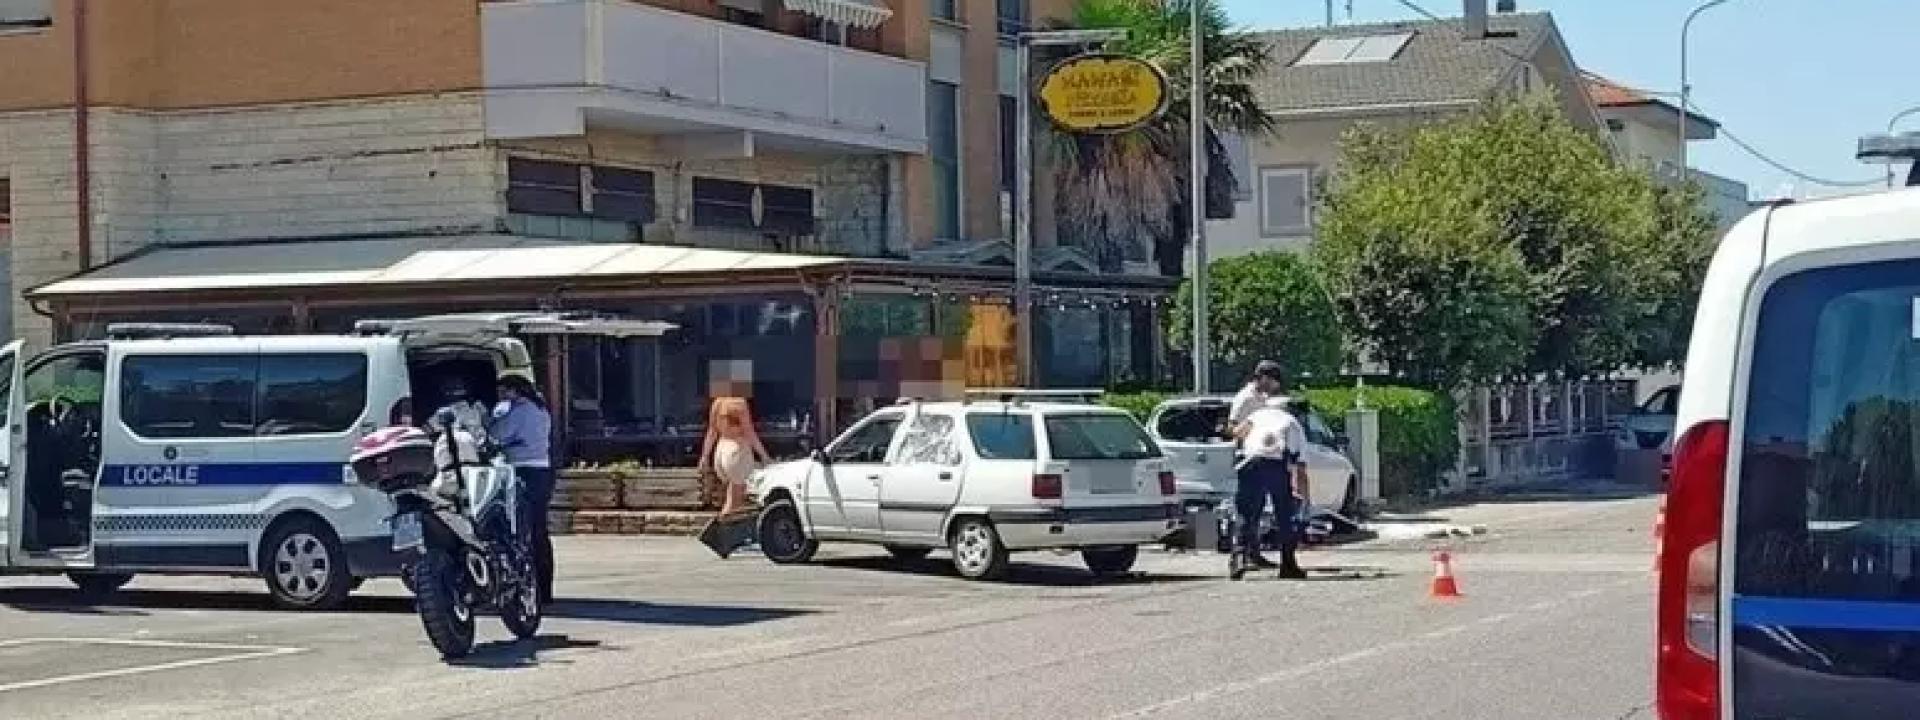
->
[1044,413,1160,460]
[1154,403,1230,442]
[966,413,1037,460]
[1733,259,1920,714]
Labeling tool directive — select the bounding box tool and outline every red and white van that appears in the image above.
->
[1658,189,1920,719]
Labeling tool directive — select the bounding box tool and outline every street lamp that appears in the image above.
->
[1882,106,1920,187]
[1678,0,1732,172]
[1189,0,1210,394]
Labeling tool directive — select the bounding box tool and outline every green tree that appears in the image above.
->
[1314,94,1701,387]
[1624,182,1718,370]
[1047,0,1275,275]
[1168,252,1342,387]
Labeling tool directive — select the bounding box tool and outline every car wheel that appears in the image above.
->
[949,518,1009,581]
[884,545,931,562]
[1082,546,1139,576]
[1338,475,1361,517]
[260,516,353,611]
[68,572,133,599]
[757,499,818,564]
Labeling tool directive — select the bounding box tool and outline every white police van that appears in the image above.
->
[0,312,654,610]
[1658,189,1920,719]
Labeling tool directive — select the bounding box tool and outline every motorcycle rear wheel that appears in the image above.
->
[412,549,476,660]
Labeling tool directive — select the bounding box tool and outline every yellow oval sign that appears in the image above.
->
[1036,53,1169,135]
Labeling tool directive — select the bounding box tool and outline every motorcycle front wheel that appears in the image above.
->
[500,544,542,641]
[411,548,476,660]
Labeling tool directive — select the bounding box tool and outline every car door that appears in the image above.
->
[0,340,22,565]
[808,412,902,540]
[881,411,964,543]
[1298,411,1349,510]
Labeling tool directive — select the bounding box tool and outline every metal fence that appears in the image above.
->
[1451,380,1636,491]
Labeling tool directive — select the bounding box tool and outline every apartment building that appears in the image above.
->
[1585,73,1754,236]
[0,0,1165,456]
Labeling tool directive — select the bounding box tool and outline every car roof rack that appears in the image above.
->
[105,323,236,340]
[961,388,1103,405]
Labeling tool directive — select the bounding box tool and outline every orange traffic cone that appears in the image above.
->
[1430,551,1462,599]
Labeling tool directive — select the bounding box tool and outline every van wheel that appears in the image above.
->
[260,516,352,611]
[949,519,1009,580]
[68,572,133,598]
[1339,475,1361,517]
[1082,546,1139,576]
[884,545,931,562]
[757,499,818,564]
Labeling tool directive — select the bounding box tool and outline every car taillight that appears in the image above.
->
[1158,471,1176,496]
[1031,473,1062,500]
[1657,419,1727,720]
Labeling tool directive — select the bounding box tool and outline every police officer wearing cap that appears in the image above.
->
[1227,360,1310,580]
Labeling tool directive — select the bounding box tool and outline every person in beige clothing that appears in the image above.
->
[698,395,771,520]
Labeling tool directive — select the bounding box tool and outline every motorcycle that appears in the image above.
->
[350,424,542,660]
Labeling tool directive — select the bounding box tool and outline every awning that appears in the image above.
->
[783,0,891,29]
[29,235,853,299]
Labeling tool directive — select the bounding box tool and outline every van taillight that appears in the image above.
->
[1031,474,1062,500]
[1657,419,1727,720]
[1158,471,1176,495]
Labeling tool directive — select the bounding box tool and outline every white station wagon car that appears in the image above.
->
[749,392,1181,580]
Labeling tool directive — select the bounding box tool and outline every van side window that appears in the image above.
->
[121,355,258,439]
[257,354,369,436]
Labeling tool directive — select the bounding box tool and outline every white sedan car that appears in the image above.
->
[1145,395,1360,517]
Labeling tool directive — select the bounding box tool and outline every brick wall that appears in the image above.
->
[0,93,497,346]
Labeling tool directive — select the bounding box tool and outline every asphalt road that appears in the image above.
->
[0,488,1660,720]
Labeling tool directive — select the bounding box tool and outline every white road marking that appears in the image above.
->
[0,637,305,694]
[1107,579,1630,718]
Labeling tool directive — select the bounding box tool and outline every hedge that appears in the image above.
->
[1300,385,1457,497]
[1102,390,1171,423]
[1103,384,1457,498]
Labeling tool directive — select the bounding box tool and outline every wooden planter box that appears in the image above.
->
[558,467,718,511]
[553,470,623,510]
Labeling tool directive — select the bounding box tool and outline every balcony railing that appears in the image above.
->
[482,0,926,154]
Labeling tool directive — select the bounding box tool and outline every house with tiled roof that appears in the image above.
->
[1206,2,1601,258]
[1584,73,1754,236]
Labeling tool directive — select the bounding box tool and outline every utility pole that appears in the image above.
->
[1188,0,1211,393]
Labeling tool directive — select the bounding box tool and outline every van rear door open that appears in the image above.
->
[0,340,22,565]
[1727,259,1920,718]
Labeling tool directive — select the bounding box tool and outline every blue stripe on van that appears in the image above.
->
[100,463,346,487]
[1732,596,1920,633]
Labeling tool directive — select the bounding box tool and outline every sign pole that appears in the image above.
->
[1013,28,1135,388]
[1015,40,1035,387]
[1189,0,1210,394]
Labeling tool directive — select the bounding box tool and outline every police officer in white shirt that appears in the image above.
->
[1227,360,1310,580]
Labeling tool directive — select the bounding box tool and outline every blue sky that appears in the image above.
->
[1216,0,1914,198]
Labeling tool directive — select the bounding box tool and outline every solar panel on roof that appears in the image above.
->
[1294,36,1363,66]
[1348,32,1414,62]
[1293,31,1414,66]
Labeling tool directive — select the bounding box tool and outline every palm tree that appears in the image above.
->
[1044,0,1276,276]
